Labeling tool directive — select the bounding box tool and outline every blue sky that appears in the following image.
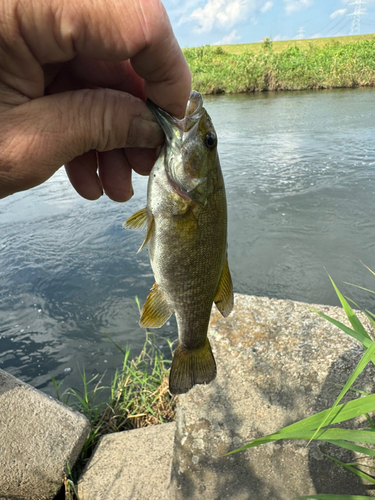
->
[163,0,375,47]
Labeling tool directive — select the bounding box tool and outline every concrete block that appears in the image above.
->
[77,422,176,500]
[170,294,375,499]
[0,369,90,500]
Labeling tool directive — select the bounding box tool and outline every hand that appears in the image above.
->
[0,0,191,201]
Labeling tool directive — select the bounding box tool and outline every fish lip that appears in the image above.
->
[147,91,204,138]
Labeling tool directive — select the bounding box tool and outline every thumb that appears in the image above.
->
[0,88,163,198]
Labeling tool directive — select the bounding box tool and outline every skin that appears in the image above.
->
[0,0,191,201]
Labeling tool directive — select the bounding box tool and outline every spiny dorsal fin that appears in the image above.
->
[123,208,148,230]
[169,338,217,395]
[214,256,234,318]
[137,215,154,253]
[139,283,172,328]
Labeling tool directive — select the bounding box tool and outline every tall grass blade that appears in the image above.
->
[328,275,371,341]
[324,454,375,484]
[309,340,375,443]
[295,495,372,499]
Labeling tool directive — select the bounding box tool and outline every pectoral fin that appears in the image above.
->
[123,207,148,230]
[214,256,234,318]
[123,208,154,253]
[140,283,172,328]
[138,216,154,253]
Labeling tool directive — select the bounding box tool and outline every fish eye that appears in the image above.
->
[205,131,217,150]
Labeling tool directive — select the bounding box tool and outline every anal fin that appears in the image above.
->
[214,255,234,318]
[140,283,172,328]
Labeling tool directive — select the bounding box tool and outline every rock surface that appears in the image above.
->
[0,368,90,500]
[77,422,176,500]
[169,294,375,499]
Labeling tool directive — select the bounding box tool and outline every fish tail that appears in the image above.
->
[169,338,217,395]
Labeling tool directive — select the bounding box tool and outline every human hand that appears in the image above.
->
[0,0,191,201]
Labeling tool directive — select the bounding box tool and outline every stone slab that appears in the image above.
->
[77,422,176,500]
[0,369,90,500]
[169,294,375,499]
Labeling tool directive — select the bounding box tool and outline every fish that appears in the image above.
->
[125,90,233,395]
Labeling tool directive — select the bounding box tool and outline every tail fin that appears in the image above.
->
[169,338,217,395]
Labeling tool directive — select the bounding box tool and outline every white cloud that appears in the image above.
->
[189,0,256,33]
[330,8,347,19]
[284,0,312,15]
[272,34,288,41]
[261,1,273,13]
[214,29,241,45]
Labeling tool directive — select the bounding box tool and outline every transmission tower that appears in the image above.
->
[295,27,305,40]
[349,0,366,36]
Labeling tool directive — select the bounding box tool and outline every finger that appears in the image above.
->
[0,88,163,198]
[63,58,146,101]
[6,0,191,116]
[125,148,158,176]
[65,151,103,200]
[97,149,133,202]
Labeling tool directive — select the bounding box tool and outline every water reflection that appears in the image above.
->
[1,87,375,395]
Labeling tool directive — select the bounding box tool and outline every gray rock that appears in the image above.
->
[169,294,375,499]
[77,422,176,500]
[0,369,90,500]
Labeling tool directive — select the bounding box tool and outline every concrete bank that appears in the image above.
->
[0,369,90,500]
[79,294,375,500]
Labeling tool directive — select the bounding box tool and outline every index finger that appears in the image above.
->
[11,0,191,117]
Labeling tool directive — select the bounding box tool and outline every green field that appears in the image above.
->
[183,34,375,94]
[220,33,375,54]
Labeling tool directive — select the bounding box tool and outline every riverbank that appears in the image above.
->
[183,36,375,94]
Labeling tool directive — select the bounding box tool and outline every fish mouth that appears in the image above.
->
[147,91,204,139]
[147,91,208,208]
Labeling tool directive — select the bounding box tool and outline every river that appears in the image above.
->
[1,87,375,396]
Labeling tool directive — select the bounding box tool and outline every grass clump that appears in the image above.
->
[54,300,176,499]
[183,37,375,94]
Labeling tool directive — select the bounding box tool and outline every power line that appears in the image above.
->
[314,0,353,36]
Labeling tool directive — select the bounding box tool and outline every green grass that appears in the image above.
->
[54,299,176,499]
[183,35,375,94]
[230,268,375,500]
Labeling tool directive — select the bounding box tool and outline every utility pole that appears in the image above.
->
[349,0,366,36]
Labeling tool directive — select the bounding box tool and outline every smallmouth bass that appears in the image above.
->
[125,91,233,394]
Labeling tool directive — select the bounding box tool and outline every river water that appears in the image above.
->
[1,87,375,396]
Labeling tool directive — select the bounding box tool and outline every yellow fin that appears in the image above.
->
[123,207,148,230]
[139,283,172,328]
[214,256,234,318]
[169,338,216,395]
[137,215,154,253]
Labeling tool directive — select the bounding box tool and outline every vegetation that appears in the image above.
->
[54,299,176,499]
[230,267,375,500]
[183,35,375,94]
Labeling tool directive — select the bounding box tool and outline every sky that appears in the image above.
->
[163,0,375,47]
